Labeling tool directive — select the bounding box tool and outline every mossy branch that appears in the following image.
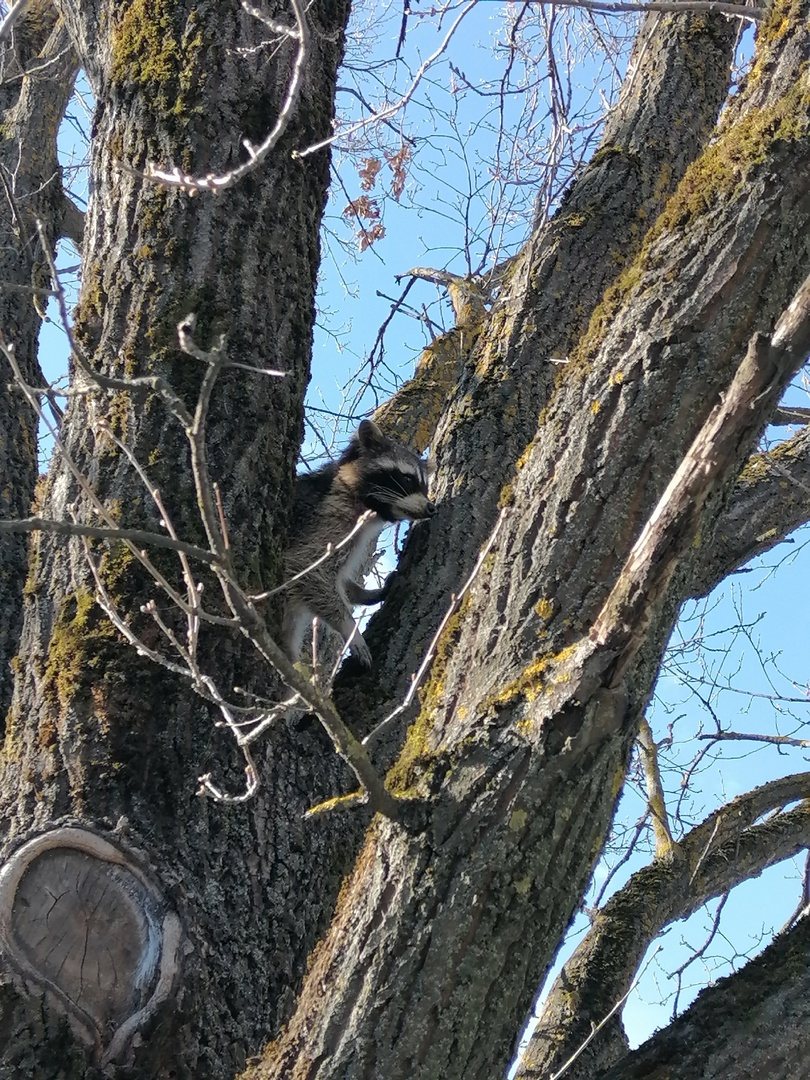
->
[637,718,675,857]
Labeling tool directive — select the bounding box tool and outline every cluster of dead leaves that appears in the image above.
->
[342,146,411,251]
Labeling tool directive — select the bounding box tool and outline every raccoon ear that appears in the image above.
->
[357,419,386,449]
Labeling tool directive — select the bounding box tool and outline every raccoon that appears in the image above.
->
[282,419,434,667]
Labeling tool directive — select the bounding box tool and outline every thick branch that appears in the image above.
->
[517,775,810,1078]
[690,423,810,597]
[372,325,478,452]
[772,405,810,425]
[545,0,761,17]
[637,718,674,856]
[369,271,487,452]
[599,914,810,1079]
[592,273,810,675]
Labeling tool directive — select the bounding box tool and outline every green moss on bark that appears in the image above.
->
[43,589,118,711]
[651,74,809,237]
[569,63,809,375]
[387,599,470,794]
[110,0,205,119]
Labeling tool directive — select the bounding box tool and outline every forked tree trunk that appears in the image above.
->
[254,6,810,1078]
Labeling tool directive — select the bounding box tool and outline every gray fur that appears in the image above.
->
[282,420,434,666]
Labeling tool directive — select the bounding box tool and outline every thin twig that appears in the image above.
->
[295,0,478,159]
[33,220,193,425]
[174,320,402,818]
[0,516,224,568]
[670,893,729,1020]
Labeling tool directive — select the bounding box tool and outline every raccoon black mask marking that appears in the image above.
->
[282,420,434,667]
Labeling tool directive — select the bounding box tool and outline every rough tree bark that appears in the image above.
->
[0,1,808,1078]
[255,5,810,1078]
[0,0,357,1075]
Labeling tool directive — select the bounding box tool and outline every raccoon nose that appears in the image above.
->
[425,500,436,516]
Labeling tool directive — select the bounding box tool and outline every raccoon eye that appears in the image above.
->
[365,469,422,496]
[396,472,422,495]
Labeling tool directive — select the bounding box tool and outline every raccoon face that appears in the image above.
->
[344,420,435,523]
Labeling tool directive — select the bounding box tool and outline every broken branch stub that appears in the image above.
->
[0,827,182,1065]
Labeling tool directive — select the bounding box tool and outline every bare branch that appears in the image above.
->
[33,220,193,425]
[172,318,402,818]
[547,947,662,1080]
[250,511,376,601]
[599,915,810,1079]
[691,423,810,598]
[698,730,810,750]
[637,718,675,856]
[669,892,728,1020]
[772,405,810,426]
[0,516,225,568]
[59,192,84,247]
[538,0,762,22]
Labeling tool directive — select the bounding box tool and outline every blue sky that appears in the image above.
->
[33,0,809,1058]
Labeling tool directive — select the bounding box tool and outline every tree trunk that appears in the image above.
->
[1,2,809,1078]
[0,1,354,1074]
[337,8,742,746]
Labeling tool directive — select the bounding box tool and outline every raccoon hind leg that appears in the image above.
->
[308,595,373,667]
[281,599,313,662]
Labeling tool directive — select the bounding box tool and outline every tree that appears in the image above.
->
[0,0,808,1077]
